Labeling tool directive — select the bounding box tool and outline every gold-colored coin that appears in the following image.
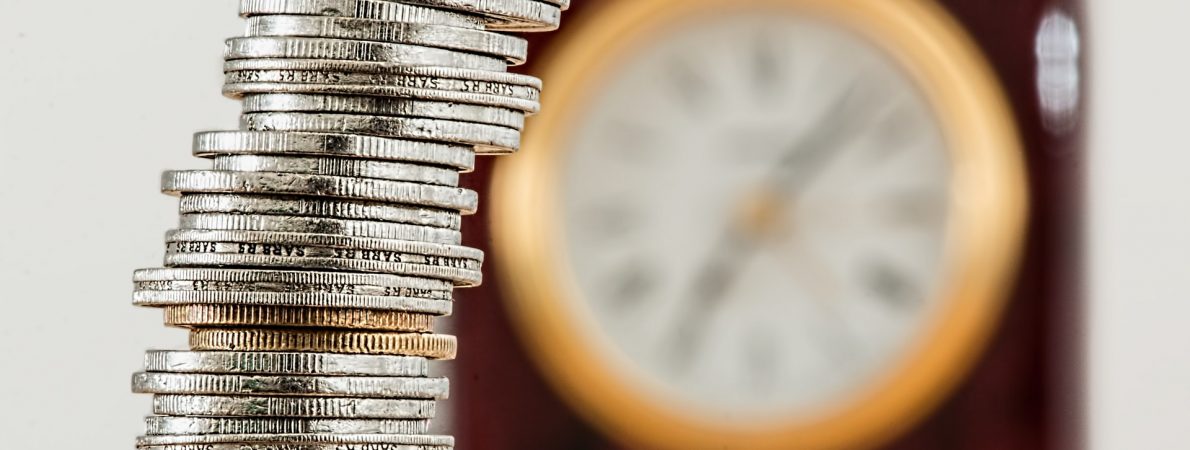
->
[189,328,456,359]
[164,305,437,332]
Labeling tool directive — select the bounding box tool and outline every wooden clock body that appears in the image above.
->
[453,0,1084,449]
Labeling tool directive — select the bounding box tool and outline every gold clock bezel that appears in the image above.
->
[491,0,1029,449]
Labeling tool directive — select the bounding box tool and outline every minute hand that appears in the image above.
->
[667,86,874,370]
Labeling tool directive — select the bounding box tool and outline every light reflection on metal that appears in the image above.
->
[1036,9,1082,135]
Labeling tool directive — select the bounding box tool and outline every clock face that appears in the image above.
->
[493,0,1026,448]
[559,12,951,417]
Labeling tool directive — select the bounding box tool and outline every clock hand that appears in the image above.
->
[667,226,759,372]
[666,83,870,371]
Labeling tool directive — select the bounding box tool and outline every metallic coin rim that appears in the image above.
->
[152,394,437,419]
[176,214,464,245]
[138,433,453,446]
[222,60,542,88]
[161,171,479,214]
[134,267,453,291]
[224,36,507,72]
[161,304,438,332]
[143,350,430,376]
[132,371,449,398]
[177,194,463,230]
[239,0,487,30]
[240,94,526,130]
[245,15,528,64]
[239,112,522,152]
[212,154,462,186]
[134,291,454,315]
[142,416,431,436]
[193,131,476,171]
[188,329,459,359]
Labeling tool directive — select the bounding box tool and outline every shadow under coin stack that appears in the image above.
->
[129,1,566,449]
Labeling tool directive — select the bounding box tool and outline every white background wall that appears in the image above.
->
[1086,1,1190,448]
[0,0,1179,448]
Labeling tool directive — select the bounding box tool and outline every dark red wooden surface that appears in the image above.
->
[454,1,1085,449]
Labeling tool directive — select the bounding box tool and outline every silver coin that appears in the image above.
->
[245,15,528,64]
[133,372,450,399]
[139,434,453,447]
[193,131,475,172]
[224,37,507,72]
[240,112,521,153]
[138,444,447,450]
[241,94,526,130]
[223,66,542,103]
[213,154,461,186]
[177,214,463,245]
[226,82,540,115]
[239,0,486,30]
[133,267,453,314]
[133,290,453,315]
[164,253,480,286]
[166,229,483,261]
[161,171,479,214]
[143,351,430,377]
[224,59,542,90]
[152,395,436,419]
[178,194,463,230]
[400,0,562,32]
[143,416,431,435]
[225,70,541,102]
[163,237,483,287]
[134,267,452,295]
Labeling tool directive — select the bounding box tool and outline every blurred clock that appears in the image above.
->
[456,0,1084,449]
[491,1,1028,449]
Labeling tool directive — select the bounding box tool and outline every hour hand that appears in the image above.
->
[666,231,755,372]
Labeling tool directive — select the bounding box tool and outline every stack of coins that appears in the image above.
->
[131,1,566,448]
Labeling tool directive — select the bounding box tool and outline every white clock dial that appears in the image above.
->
[559,12,953,417]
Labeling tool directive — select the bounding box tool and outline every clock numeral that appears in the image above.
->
[668,57,712,112]
[581,202,640,241]
[750,30,785,96]
[744,330,779,391]
[884,189,946,231]
[606,259,657,311]
[860,259,920,309]
[602,119,658,161]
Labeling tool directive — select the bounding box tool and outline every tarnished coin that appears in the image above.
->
[161,171,479,214]
[138,433,453,447]
[245,15,528,64]
[239,0,486,30]
[152,394,436,419]
[143,350,430,376]
[212,154,461,186]
[188,328,458,359]
[193,131,476,172]
[241,94,526,130]
[177,195,463,230]
[240,112,521,153]
[163,304,437,332]
[133,372,449,398]
[143,416,431,436]
[163,229,483,286]
[224,37,506,72]
[177,213,463,245]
